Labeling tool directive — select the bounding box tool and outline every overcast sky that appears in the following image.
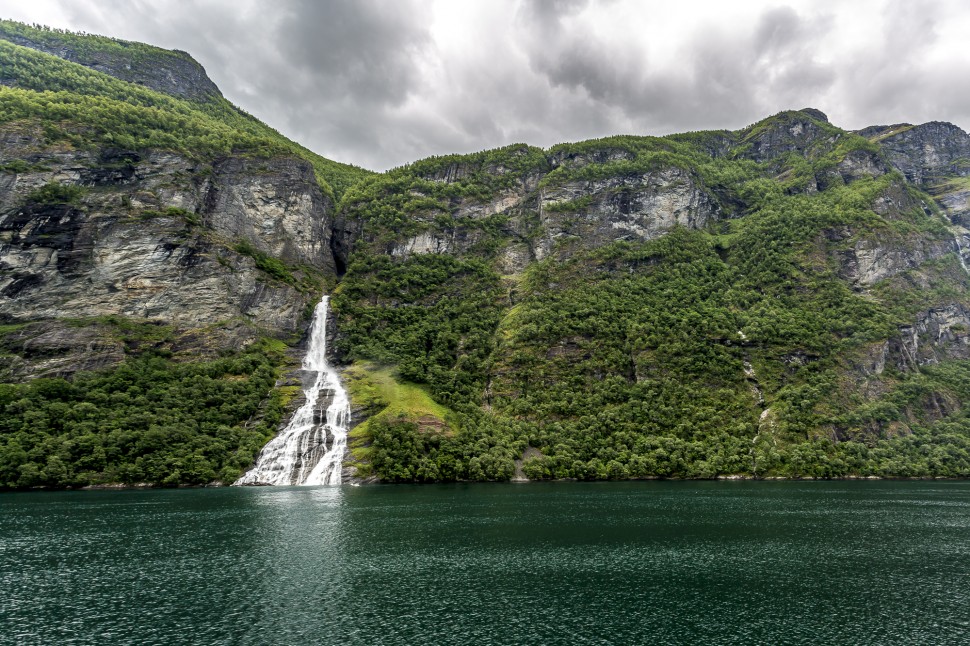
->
[2,0,968,171]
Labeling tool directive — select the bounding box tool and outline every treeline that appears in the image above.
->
[0,344,286,489]
[356,402,970,483]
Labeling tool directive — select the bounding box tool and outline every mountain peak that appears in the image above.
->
[797,107,829,123]
[0,19,222,102]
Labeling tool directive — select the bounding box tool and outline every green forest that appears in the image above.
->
[0,341,288,488]
[2,21,970,488]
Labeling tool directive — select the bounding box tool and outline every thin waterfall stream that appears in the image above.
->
[954,231,970,274]
[234,296,350,486]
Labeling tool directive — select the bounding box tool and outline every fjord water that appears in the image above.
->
[235,297,350,486]
[3,482,970,645]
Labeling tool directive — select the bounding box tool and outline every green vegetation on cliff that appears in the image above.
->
[0,23,371,198]
[331,109,970,482]
[2,19,970,487]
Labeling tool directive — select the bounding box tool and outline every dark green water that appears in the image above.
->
[2,482,969,645]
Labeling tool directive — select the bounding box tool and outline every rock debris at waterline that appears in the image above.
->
[235,297,350,486]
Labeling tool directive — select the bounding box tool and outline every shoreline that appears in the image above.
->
[2,474,969,493]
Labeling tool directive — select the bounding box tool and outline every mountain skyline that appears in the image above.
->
[2,0,968,171]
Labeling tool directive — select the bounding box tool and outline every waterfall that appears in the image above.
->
[234,297,351,486]
[954,232,970,274]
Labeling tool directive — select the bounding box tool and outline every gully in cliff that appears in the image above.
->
[234,297,351,486]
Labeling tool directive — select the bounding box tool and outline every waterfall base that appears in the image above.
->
[234,296,351,486]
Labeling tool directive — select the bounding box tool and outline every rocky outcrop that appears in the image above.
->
[738,109,834,163]
[866,121,970,186]
[536,165,719,258]
[890,304,970,371]
[0,134,338,377]
[378,154,722,266]
[835,149,888,184]
[0,25,222,102]
[936,185,970,227]
[204,156,336,271]
[350,153,545,274]
[837,235,954,286]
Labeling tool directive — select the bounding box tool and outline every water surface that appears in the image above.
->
[2,481,969,644]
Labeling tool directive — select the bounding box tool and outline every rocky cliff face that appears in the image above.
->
[862,121,970,228]
[738,109,836,163]
[864,122,970,186]
[0,126,338,379]
[3,14,970,484]
[348,144,722,274]
[836,233,955,287]
[536,165,720,259]
[0,23,222,102]
[894,304,970,369]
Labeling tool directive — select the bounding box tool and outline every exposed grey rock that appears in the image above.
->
[869,178,925,220]
[867,121,970,186]
[204,156,336,271]
[937,186,970,226]
[838,236,954,286]
[0,137,338,377]
[891,304,970,371]
[535,165,719,258]
[738,110,834,163]
[837,149,888,183]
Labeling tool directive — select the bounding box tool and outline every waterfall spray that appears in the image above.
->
[235,297,351,486]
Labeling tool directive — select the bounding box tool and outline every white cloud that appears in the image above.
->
[1,0,967,170]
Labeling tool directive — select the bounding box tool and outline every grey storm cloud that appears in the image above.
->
[516,4,837,135]
[274,1,431,105]
[3,0,969,170]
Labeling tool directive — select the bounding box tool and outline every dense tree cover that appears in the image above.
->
[0,36,370,198]
[333,254,505,407]
[332,111,970,482]
[0,342,287,489]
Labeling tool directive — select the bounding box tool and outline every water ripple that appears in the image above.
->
[2,481,969,645]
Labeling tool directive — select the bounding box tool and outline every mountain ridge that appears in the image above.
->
[1,21,969,488]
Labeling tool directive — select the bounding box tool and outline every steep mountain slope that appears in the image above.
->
[0,20,223,102]
[1,21,969,488]
[334,110,970,481]
[0,23,370,487]
[0,23,374,378]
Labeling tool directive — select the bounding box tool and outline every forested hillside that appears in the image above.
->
[334,111,970,482]
[1,21,969,488]
[0,22,367,487]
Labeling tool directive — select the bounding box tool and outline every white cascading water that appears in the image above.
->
[954,232,970,274]
[234,296,351,486]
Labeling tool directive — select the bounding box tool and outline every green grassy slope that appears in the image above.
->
[0,22,372,198]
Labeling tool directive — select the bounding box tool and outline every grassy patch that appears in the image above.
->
[344,362,452,467]
[139,206,201,226]
[346,363,450,428]
[930,176,970,196]
[233,239,296,285]
[867,124,915,142]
